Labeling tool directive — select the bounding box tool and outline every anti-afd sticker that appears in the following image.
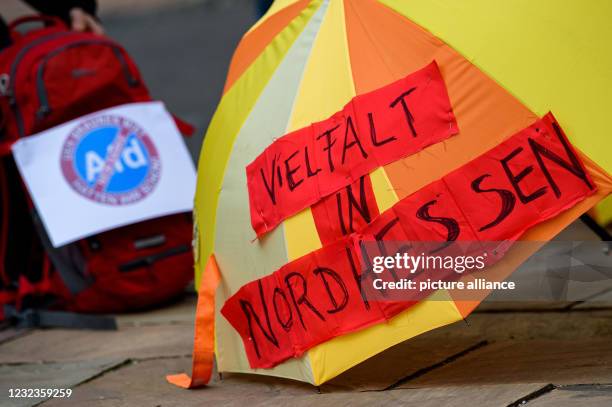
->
[60,114,161,206]
[12,102,195,248]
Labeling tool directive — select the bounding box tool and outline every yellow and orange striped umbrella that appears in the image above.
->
[175,0,612,386]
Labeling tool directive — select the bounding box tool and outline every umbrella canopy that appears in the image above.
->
[190,0,612,385]
[378,0,612,224]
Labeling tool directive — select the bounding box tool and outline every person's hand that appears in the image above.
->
[69,8,104,35]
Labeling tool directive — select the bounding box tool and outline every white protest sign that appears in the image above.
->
[12,101,196,247]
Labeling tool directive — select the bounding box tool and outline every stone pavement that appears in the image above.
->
[1,293,612,406]
[0,216,610,407]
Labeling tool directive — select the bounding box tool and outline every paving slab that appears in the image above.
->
[325,310,612,390]
[527,384,612,407]
[0,325,192,364]
[0,329,29,346]
[42,357,315,407]
[0,358,124,407]
[266,384,549,407]
[324,335,484,391]
[115,295,196,327]
[39,356,549,407]
[451,310,612,342]
[403,339,612,387]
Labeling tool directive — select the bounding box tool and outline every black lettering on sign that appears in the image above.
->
[240,280,279,359]
[316,124,340,172]
[374,216,401,282]
[341,116,368,164]
[374,216,400,256]
[390,87,418,137]
[272,287,293,332]
[346,246,370,310]
[284,150,303,191]
[353,216,401,302]
[528,122,594,198]
[313,267,349,314]
[336,194,346,234]
[304,146,321,178]
[285,272,325,330]
[416,200,459,253]
[501,147,547,204]
[471,174,516,231]
[337,176,373,235]
[260,154,279,205]
[368,112,397,147]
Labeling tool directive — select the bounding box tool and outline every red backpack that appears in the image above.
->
[0,16,195,328]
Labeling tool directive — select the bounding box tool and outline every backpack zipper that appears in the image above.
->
[118,245,190,272]
[7,31,74,138]
[36,40,139,120]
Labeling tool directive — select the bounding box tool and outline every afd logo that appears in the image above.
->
[61,115,161,205]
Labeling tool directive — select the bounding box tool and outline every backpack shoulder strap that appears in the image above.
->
[31,210,92,294]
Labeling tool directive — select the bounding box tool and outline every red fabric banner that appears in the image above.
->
[247,61,458,236]
[311,175,380,245]
[226,113,596,368]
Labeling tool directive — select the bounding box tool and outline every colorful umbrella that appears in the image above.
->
[170,0,612,387]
